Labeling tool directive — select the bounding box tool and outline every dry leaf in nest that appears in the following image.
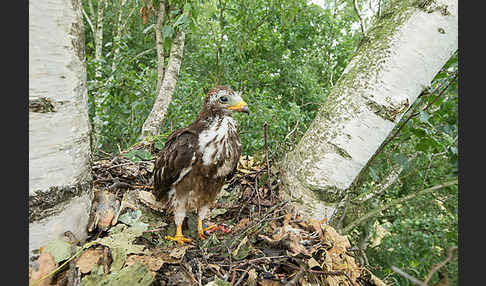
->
[237,156,261,173]
[325,275,342,286]
[136,190,166,213]
[247,268,258,286]
[260,223,309,256]
[258,279,281,286]
[309,218,325,241]
[307,257,321,270]
[231,217,250,233]
[288,233,309,256]
[87,190,120,232]
[125,255,165,273]
[323,225,351,258]
[75,247,104,274]
[29,252,57,286]
[169,244,193,260]
[283,212,292,225]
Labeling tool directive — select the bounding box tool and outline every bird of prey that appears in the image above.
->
[153,86,249,245]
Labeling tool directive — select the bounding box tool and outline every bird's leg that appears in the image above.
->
[197,204,216,240]
[197,219,217,240]
[165,224,192,246]
[165,199,191,245]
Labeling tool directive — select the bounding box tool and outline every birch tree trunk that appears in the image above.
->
[95,0,107,78]
[154,1,167,93]
[279,0,458,221]
[29,0,92,260]
[140,29,186,139]
[111,0,128,74]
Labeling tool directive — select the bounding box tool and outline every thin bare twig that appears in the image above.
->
[81,6,95,34]
[229,201,289,249]
[263,122,272,195]
[424,246,457,284]
[233,271,248,286]
[287,267,307,286]
[420,72,458,114]
[353,0,366,35]
[391,266,427,286]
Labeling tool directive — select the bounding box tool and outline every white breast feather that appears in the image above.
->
[198,116,238,177]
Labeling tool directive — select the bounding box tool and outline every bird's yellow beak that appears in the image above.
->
[227,100,249,114]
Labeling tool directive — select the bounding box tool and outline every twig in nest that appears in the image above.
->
[234,271,248,286]
[103,246,110,274]
[180,263,199,285]
[287,267,307,286]
[64,231,81,286]
[230,270,237,285]
[196,259,203,286]
[263,122,273,201]
[106,162,136,170]
[107,178,134,190]
[424,246,457,284]
[229,201,289,249]
[255,176,261,216]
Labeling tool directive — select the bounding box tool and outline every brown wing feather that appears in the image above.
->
[153,128,198,201]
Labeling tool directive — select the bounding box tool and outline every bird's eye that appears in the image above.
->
[219,96,228,103]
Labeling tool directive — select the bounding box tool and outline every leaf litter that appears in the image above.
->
[29,143,387,286]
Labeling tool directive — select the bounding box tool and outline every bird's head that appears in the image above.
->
[203,86,250,116]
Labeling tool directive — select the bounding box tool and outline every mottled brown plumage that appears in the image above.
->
[153,86,249,245]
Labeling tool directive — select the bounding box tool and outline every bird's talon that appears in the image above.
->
[165,234,192,246]
[198,232,206,240]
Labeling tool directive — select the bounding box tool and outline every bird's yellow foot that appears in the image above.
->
[198,219,217,240]
[165,234,192,246]
[166,225,192,246]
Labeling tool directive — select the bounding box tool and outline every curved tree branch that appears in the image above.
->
[342,180,457,234]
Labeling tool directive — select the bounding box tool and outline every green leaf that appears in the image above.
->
[81,261,154,286]
[210,208,228,218]
[418,110,430,123]
[118,209,149,232]
[369,167,379,181]
[393,154,409,169]
[173,14,188,27]
[162,25,174,39]
[122,149,153,162]
[232,236,251,260]
[143,24,155,34]
[154,140,164,150]
[44,239,74,264]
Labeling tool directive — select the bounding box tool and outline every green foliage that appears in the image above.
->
[82,0,458,284]
[84,0,360,155]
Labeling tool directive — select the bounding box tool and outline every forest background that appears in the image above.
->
[82,0,458,284]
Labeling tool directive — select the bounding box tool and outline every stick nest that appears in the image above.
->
[30,142,387,286]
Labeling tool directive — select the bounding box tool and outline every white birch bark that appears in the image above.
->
[110,0,137,75]
[29,0,92,260]
[140,29,186,139]
[111,0,128,74]
[94,0,107,78]
[154,1,167,93]
[279,0,458,221]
